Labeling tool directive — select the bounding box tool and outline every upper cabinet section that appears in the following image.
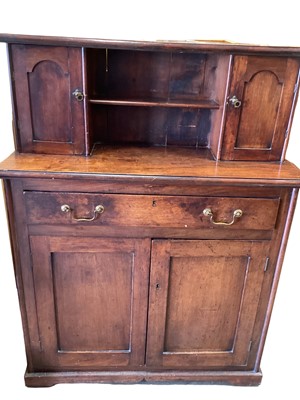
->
[10,45,86,155]
[2,35,300,161]
[222,56,300,161]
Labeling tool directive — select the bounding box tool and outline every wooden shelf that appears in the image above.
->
[89,98,220,109]
[1,147,300,186]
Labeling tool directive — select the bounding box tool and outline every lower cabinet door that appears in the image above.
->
[146,240,270,369]
[29,236,150,369]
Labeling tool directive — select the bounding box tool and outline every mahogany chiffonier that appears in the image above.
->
[0,34,300,387]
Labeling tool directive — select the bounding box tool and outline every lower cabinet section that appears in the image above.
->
[26,234,270,382]
[6,180,294,387]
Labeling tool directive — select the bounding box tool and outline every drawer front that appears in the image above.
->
[24,191,280,231]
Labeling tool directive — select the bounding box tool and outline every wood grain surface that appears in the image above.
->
[1,147,300,185]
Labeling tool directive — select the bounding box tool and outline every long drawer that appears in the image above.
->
[24,191,280,231]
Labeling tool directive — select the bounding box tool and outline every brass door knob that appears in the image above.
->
[228,95,242,108]
[72,89,84,102]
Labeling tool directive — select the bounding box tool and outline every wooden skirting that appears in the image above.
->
[25,369,263,387]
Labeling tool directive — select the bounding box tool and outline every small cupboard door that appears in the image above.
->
[222,56,299,161]
[29,236,150,370]
[10,45,86,154]
[146,240,269,369]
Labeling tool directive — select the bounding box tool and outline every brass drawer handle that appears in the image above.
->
[60,204,104,222]
[203,208,243,226]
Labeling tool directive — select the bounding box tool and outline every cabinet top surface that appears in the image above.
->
[1,147,300,186]
[1,33,300,55]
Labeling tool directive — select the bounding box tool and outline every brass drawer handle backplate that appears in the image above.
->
[203,208,243,226]
[61,204,104,222]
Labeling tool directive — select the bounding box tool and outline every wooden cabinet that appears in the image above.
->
[1,34,300,387]
[28,236,149,369]
[222,56,299,161]
[10,45,86,154]
[147,240,270,369]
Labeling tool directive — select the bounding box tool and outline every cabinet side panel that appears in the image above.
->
[251,188,299,370]
[2,180,33,370]
[3,179,42,371]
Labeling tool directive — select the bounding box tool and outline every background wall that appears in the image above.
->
[0,1,300,399]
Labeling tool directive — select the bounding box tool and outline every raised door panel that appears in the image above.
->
[10,45,86,154]
[221,56,299,161]
[29,236,150,370]
[146,240,269,369]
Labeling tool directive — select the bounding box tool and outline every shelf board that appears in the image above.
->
[1,146,300,186]
[89,98,220,109]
